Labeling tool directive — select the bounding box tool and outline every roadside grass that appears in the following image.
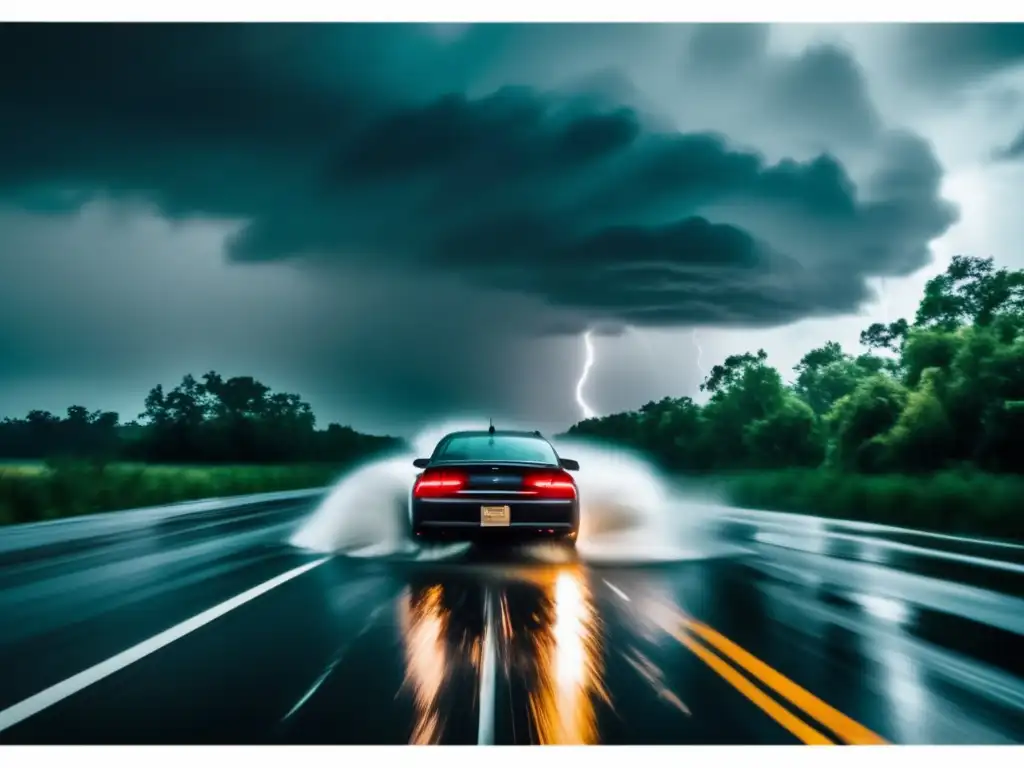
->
[2,459,1021,545]
[709,469,1024,542]
[0,461,345,527]
[0,461,47,476]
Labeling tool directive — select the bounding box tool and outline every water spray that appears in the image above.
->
[288,417,732,564]
[286,327,740,563]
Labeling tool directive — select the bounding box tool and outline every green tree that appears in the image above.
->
[826,375,909,472]
[860,318,909,352]
[700,349,769,395]
[637,397,704,470]
[943,327,1024,468]
[700,350,788,469]
[901,327,962,388]
[882,368,954,472]
[793,342,871,416]
[743,395,824,469]
[555,252,1024,511]
[916,255,1024,330]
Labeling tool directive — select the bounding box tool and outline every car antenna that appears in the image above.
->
[488,418,495,436]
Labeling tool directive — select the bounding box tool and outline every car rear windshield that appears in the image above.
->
[433,435,558,464]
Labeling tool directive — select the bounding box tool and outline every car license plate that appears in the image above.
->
[480,505,511,527]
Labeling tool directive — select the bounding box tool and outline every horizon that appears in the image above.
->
[4,22,1023,435]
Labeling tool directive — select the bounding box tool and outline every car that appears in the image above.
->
[408,426,581,548]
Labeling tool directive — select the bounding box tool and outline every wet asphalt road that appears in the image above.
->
[1,495,1023,745]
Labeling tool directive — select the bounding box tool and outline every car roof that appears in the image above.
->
[439,429,547,440]
[429,429,559,464]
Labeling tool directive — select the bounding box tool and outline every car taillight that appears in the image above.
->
[413,469,467,498]
[523,469,577,499]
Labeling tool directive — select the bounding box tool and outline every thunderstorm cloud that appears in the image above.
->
[0,23,1016,431]
[0,24,957,330]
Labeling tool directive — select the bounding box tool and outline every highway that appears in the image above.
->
[1,490,1023,745]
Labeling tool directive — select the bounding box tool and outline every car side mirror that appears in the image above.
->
[559,458,580,471]
[412,458,430,469]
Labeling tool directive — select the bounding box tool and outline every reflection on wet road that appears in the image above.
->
[0,498,1023,745]
[391,564,608,745]
[399,582,475,745]
[497,565,607,744]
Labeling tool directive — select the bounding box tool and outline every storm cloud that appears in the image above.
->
[897,23,1024,89]
[3,22,1014,431]
[0,23,956,333]
[994,127,1024,161]
[680,24,883,152]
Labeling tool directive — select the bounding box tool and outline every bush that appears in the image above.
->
[715,469,1024,541]
[0,462,345,526]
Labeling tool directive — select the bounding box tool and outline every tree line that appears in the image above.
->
[564,254,1024,476]
[3,254,1020,477]
[0,372,405,465]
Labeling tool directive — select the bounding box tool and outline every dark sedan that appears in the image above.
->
[408,427,581,547]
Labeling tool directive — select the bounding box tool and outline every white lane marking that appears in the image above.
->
[477,588,497,746]
[0,556,331,733]
[751,552,1024,636]
[0,489,325,551]
[722,508,1024,552]
[756,528,1024,575]
[831,531,1024,574]
[761,582,1024,715]
[603,579,630,602]
[3,523,299,607]
[282,664,336,723]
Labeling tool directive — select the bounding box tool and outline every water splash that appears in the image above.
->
[288,454,421,557]
[289,418,726,564]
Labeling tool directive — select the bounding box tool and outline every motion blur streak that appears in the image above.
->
[621,647,690,716]
[524,566,607,745]
[575,330,597,420]
[477,589,497,746]
[2,487,1024,744]
[398,585,449,745]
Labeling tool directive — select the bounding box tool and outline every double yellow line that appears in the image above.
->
[663,613,888,745]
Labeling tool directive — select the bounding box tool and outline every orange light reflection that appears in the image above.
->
[398,584,450,745]
[524,566,608,745]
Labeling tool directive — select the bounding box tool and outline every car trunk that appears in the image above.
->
[431,462,545,493]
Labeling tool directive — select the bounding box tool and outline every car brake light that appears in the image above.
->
[413,469,467,498]
[523,469,577,499]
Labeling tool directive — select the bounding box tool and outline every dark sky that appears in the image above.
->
[1,22,1023,435]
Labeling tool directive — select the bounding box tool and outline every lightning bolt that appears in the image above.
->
[691,329,706,390]
[574,326,706,417]
[575,329,597,420]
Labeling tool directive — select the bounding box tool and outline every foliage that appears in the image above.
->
[3,254,1022,535]
[0,372,408,525]
[563,254,1024,538]
[0,372,405,465]
[0,463,343,526]
[711,470,1024,542]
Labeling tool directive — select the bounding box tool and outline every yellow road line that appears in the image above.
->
[684,618,888,745]
[666,625,834,745]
